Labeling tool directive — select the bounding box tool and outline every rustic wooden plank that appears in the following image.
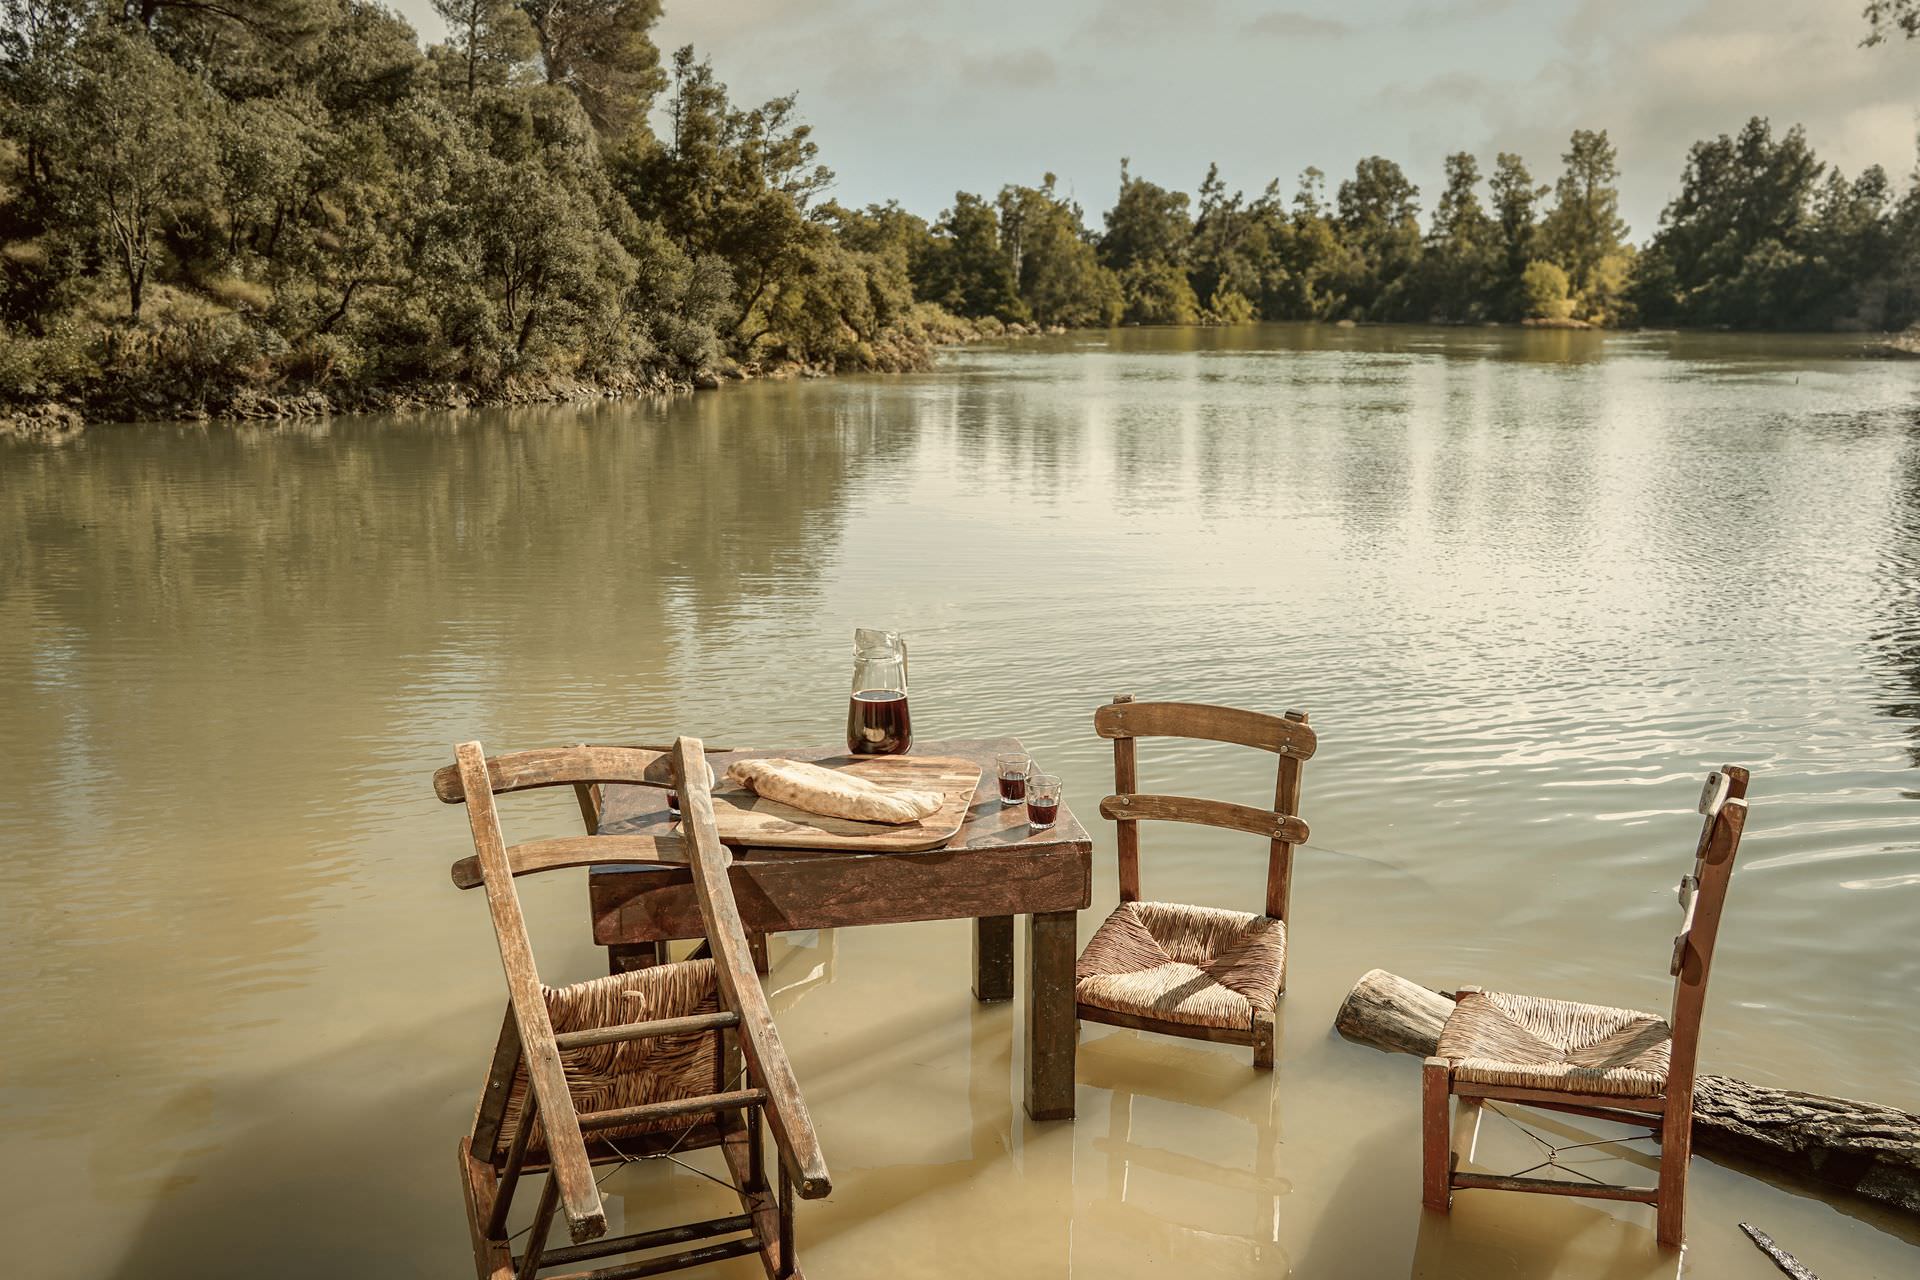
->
[1453,1081,1667,1114]
[578,1088,767,1132]
[453,834,686,890]
[590,840,1092,942]
[554,1010,739,1051]
[1266,709,1309,930]
[594,739,1091,853]
[1451,1173,1659,1203]
[514,1171,561,1280]
[1422,1058,1451,1209]
[606,942,669,975]
[436,746,676,803]
[531,1214,756,1270]
[1076,1001,1255,1046]
[1111,694,1140,903]
[1336,967,1920,1216]
[1098,793,1309,843]
[541,1236,762,1280]
[456,742,605,1243]
[704,754,983,853]
[472,1006,523,1161]
[972,915,1014,1003]
[1094,699,1318,759]
[674,737,832,1201]
[721,1116,794,1280]
[459,1137,515,1280]
[1026,909,1079,1121]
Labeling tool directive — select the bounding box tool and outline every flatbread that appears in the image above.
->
[726,758,945,825]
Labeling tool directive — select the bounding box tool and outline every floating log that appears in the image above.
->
[1335,969,1920,1215]
[1740,1222,1817,1279]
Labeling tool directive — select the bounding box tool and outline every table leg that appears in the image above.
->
[1024,910,1078,1121]
[608,941,668,975]
[972,915,1015,1002]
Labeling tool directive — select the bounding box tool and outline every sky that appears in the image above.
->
[393,0,1920,239]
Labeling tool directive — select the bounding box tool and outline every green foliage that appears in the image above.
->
[1538,129,1628,306]
[7,5,1920,423]
[1863,1,1920,44]
[1119,259,1199,325]
[1101,159,1192,272]
[1520,260,1571,320]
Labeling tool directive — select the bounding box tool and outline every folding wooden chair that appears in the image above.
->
[1421,766,1751,1247]
[560,740,770,977]
[436,737,829,1279]
[1074,695,1316,1069]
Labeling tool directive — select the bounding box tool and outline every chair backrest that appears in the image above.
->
[438,737,829,1242]
[1665,765,1750,1100]
[1092,694,1316,922]
[446,740,613,1239]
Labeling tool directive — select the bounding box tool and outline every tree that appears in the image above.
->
[64,29,215,319]
[1335,155,1421,318]
[1488,151,1545,318]
[1520,260,1570,320]
[1863,1,1920,43]
[519,0,664,136]
[997,175,1120,327]
[433,0,536,96]
[1099,158,1191,272]
[917,191,1021,321]
[1538,129,1628,303]
[1118,259,1198,324]
[1416,151,1497,320]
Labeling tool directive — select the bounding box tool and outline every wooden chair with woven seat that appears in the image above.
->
[1421,766,1751,1247]
[436,737,829,1280]
[1074,695,1316,1069]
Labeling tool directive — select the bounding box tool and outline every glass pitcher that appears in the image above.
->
[847,627,911,755]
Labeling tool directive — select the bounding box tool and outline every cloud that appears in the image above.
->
[958,49,1061,90]
[1243,10,1350,39]
[1078,0,1223,45]
[1408,0,1523,23]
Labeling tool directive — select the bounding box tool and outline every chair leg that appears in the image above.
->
[1656,1098,1691,1247]
[749,931,771,976]
[1252,1010,1276,1070]
[1422,1057,1452,1211]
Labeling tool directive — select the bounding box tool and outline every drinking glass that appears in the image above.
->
[1027,773,1062,833]
[996,752,1032,807]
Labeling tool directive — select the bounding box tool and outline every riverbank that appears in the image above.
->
[0,306,1068,440]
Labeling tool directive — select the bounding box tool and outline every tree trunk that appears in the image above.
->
[1335,968,1920,1215]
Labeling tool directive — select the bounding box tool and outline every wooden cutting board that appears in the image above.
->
[710,754,983,852]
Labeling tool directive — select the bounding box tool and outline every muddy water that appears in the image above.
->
[3,323,1918,1278]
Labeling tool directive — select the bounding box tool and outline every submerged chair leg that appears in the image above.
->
[1655,1098,1691,1247]
[1421,1057,1452,1211]
[1252,1011,1276,1070]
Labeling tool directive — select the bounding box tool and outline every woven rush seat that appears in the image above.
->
[1436,989,1672,1099]
[499,958,725,1152]
[1076,900,1285,1031]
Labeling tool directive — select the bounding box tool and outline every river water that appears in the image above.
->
[3,323,1918,1277]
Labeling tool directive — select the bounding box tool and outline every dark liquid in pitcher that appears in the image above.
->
[848,690,912,755]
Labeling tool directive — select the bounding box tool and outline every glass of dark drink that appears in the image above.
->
[996,752,1031,806]
[1027,773,1061,833]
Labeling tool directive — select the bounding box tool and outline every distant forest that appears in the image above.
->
[3,0,1919,422]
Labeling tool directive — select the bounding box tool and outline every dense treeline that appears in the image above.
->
[3,1,1919,425]
[0,0,975,420]
[902,123,1920,336]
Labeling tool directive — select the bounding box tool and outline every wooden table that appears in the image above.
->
[589,737,1092,1121]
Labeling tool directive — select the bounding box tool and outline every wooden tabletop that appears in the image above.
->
[594,736,1091,858]
[590,737,1092,943]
